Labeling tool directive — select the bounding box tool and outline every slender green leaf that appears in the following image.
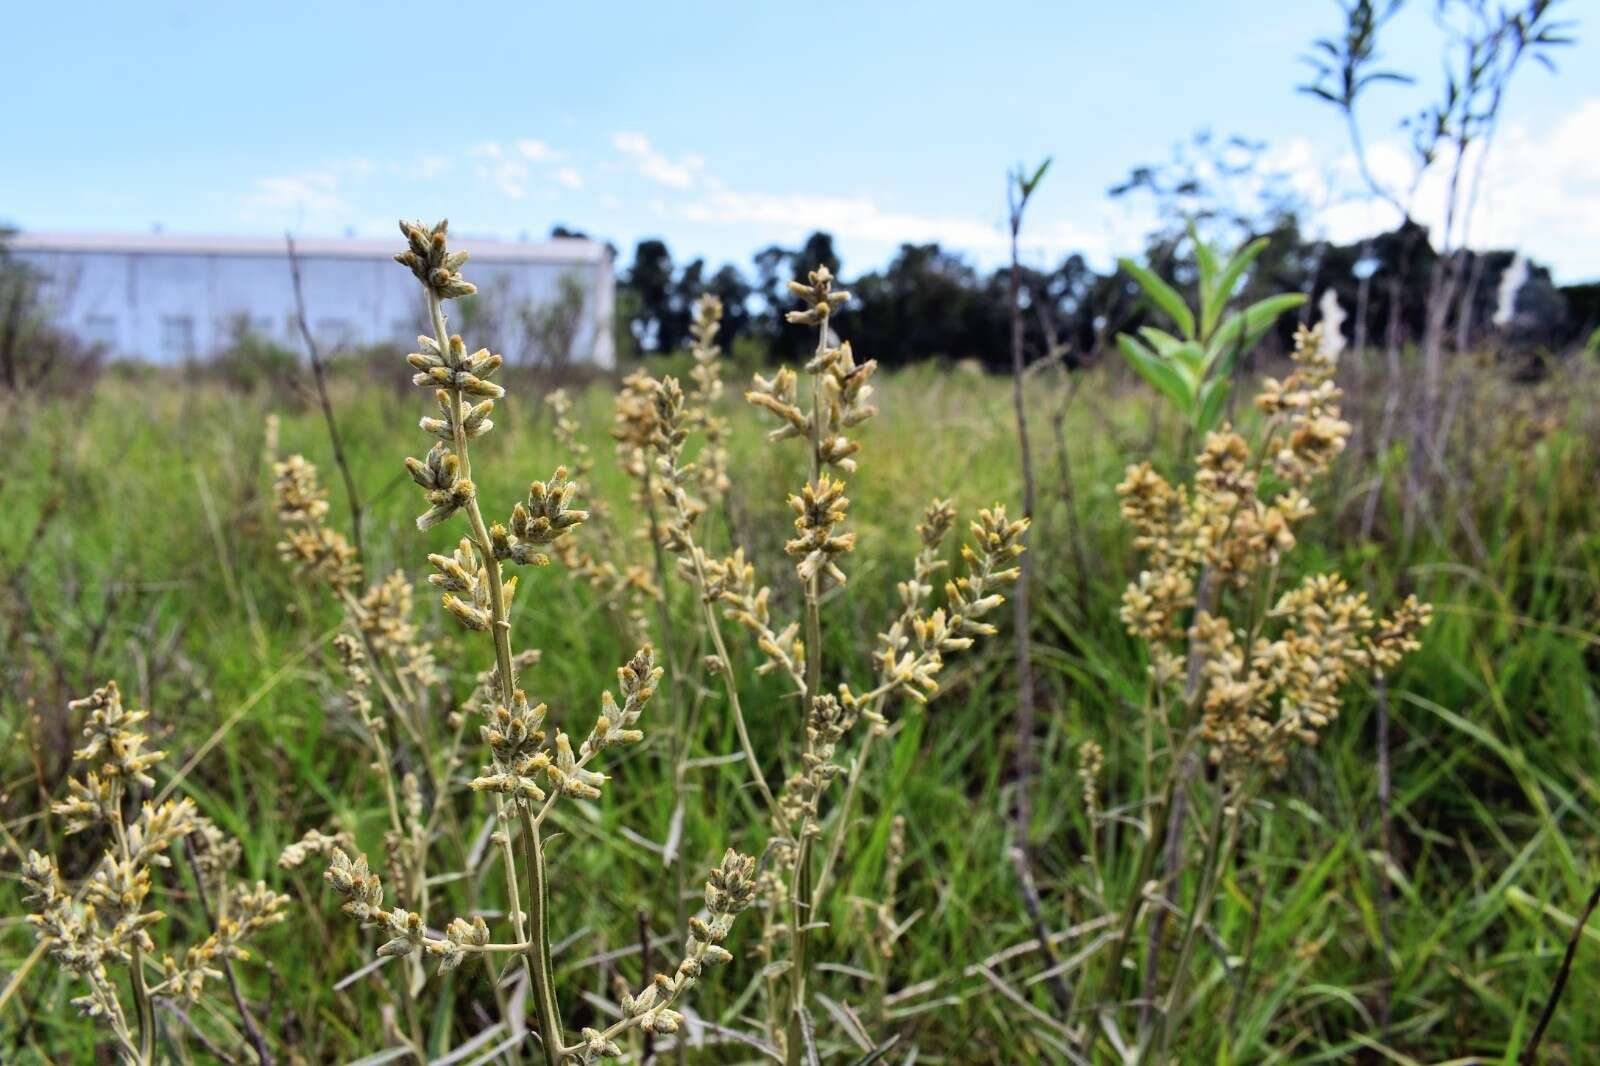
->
[1197,377,1232,434]
[1209,293,1308,375]
[1204,329,1237,377]
[1023,158,1051,197]
[1191,222,1220,314]
[1117,333,1194,412]
[1119,257,1196,339]
[1137,326,1185,357]
[1241,292,1309,330]
[1202,236,1269,338]
[1171,341,1207,387]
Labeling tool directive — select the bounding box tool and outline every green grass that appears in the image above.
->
[2,355,1598,1063]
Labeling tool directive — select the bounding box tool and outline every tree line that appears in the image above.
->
[594,215,1593,372]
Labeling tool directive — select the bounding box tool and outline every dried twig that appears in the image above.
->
[185,836,276,1066]
[1004,159,1071,1020]
[1521,878,1600,1065]
[286,232,366,566]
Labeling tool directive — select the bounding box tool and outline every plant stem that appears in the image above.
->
[640,464,691,1060]
[697,595,779,817]
[428,290,548,1060]
[113,812,157,1066]
[397,972,427,1066]
[1149,791,1238,1064]
[1006,174,1055,1027]
[786,303,830,1066]
[813,727,878,906]
[785,830,814,1066]
[1096,760,1181,1017]
[492,795,532,1050]
[183,838,274,1066]
[1375,673,1394,1042]
[663,475,779,818]
[520,808,565,1066]
[130,946,155,1065]
[1222,830,1268,1037]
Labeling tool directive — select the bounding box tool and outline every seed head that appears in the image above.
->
[785,265,851,326]
[394,219,477,300]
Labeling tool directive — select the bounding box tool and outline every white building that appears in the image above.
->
[3,230,615,367]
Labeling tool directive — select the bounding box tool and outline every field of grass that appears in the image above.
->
[3,349,1599,1064]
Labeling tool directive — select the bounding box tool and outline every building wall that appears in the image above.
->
[9,239,615,367]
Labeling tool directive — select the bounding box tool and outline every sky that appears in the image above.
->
[6,1,1599,281]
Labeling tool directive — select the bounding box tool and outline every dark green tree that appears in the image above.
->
[623,238,675,353]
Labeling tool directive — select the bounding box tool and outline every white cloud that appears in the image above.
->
[516,139,561,162]
[249,175,345,214]
[245,158,374,216]
[385,155,452,181]
[682,183,1000,253]
[479,158,531,199]
[601,132,1155,269]
[1272,98,1600,281]
[236,97,1600,281]
[409,155,452,180]
[613,131,704,190]
[1458,100,1600,280]
[469,139,574,200]
[671,172,1148,270]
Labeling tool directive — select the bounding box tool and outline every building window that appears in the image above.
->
[161,315,196,360]
[83,314,118,349]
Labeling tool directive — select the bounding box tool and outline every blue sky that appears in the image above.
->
[7,2,1599,280]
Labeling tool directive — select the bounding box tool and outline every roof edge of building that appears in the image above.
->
[3,230,610,265]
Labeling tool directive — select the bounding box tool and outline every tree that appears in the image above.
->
[1301,0,1575,423]
[705,264,754,347]
[771,232,841,362]
[750,244,795,348]
[623,238,675,353]
[1110,129,1303,249]
[846,243,989,368]
[792,232,840,284]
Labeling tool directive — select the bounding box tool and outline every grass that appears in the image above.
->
[3,350,1598,1063]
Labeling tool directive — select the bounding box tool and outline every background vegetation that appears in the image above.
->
[3,342,1599,1061]
[4,2,1598,1062]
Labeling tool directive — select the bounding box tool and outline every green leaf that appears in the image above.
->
[1191,222,1219,313]
[1023,158,1051,197]
[1202,236,1269,339]
[1170,341,1207,387]
[1209,293,1308,373]
[1239,293,1309,357]
[1241,292,1308,330]
[1204,329,1237,377]
[1137,326,1184,357]
[1117,333,1194,413]
[1197,377,1232,434]
[1119,257,1196,339]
